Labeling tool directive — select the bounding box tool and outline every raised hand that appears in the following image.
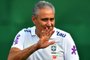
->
[37,27,55,49]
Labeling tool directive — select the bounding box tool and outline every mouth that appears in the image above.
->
[44,26,53,30]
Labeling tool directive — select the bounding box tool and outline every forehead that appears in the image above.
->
[37,8,55,18]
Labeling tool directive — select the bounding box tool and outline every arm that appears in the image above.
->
[8,43,39,60]
[8,28,55,60]
[64,33,79,60]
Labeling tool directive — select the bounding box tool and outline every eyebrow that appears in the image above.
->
[41,18,54,20]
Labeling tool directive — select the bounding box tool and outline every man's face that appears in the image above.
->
[32,8,55,31]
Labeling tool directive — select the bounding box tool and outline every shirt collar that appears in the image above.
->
[30,26,36,35]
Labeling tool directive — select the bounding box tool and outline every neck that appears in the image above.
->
[35,29,40,38]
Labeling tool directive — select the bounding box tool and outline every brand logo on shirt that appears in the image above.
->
[14,34,20,44]
[71,45,77,55]
[51,45,56,51]
[56,31,66,37]
[52,55,57,60]
[51,45,57,54]
[24,29,31,33]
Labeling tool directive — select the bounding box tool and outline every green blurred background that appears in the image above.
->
[0,0,90,60]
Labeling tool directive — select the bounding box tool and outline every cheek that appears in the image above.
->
[39,21,46,25]
[36,21,44,27]
[34,22,41,28]
[52,21,55,26]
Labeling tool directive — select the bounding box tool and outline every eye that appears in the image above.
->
[41,18,48,21]
[41,18,55,21]
[50,18,54,21]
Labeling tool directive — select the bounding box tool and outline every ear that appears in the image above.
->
[32,16,36,25]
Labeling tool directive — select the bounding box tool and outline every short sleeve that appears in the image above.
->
[64,33,79,60]
[11,29,25,50]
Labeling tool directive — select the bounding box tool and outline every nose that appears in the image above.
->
[47,20,51,27]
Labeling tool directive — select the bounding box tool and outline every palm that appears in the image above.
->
[37,29,55,49]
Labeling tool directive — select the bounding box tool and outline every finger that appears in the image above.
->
[50,30,54,34]
[45,27,52,34]
[48,27,53,33]
[47,30,55,37]
[41,30,46,35]
[41,30,44,33]
[48,40,55,45]
[43,41,55,48]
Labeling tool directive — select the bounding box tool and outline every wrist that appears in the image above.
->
[35,42,41,50]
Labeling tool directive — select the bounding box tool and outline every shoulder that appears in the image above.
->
[54,27,74,44]
[54,27,70,38]
[18,26,35,33]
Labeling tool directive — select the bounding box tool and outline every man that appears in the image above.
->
[8,1,79,60]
